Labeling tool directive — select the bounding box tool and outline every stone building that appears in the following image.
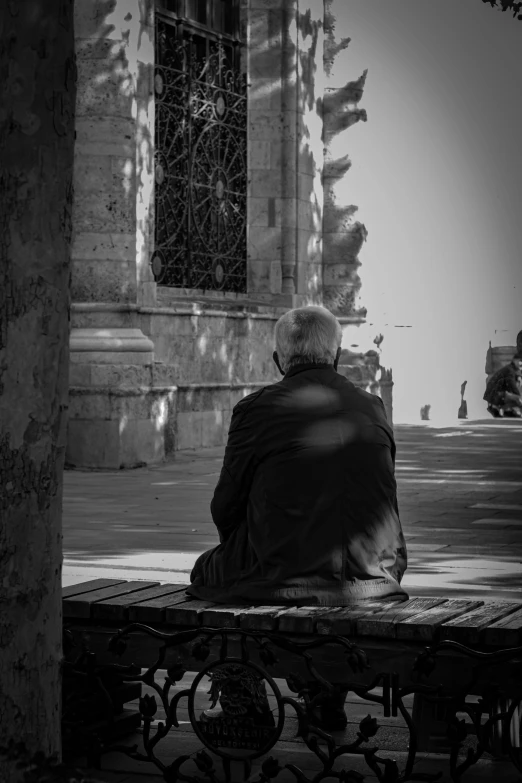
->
[67,0,392,469]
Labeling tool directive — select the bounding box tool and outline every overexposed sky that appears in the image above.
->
[331,0,522,418]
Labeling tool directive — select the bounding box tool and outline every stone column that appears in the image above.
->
[322,2,367,318]
[246,0,324,304]
[68,0,176,468]
[72,0,155,308]
[322,0,393,423]
[295,1,325,302]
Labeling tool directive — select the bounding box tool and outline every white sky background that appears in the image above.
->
[332,0,522,420]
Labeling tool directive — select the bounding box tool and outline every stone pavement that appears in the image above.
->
[62,420,522,781]
[63,418,522,602]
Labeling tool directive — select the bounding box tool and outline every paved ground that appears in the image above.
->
[62,420,522,780]
[63,418,522,601]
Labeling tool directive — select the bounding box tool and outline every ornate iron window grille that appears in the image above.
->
[152,13,247,293]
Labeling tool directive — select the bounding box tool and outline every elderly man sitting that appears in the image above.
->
[188,305,408,608]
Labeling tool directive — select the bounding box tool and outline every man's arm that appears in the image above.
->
[371,394,402,535]
[210,394,260,543]
[373,394,396,463]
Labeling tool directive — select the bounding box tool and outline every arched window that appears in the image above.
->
[152,0,247,293]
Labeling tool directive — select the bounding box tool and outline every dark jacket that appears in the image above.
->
[484,362,522,408]
[187,364,408,605]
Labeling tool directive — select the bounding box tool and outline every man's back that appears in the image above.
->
[188,364,408,605]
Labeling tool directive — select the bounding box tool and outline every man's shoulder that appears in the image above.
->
[334,373,386,410]
[232,384,273,414]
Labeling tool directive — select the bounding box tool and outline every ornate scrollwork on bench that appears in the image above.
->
[406,641,522,782]
[63,623,522,783]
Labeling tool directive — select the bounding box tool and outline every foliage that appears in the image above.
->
[481,0,522,19]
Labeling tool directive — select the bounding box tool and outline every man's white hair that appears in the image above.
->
[274,306,342,372]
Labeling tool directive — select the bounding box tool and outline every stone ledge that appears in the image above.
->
[155,286,294,315]
[70,327,154,365]
[66,384,177,468]
[69,363,154,388]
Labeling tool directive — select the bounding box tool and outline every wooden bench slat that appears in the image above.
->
[199,605,246,628]
[92,584,189,621]
[397,600,484,642]
[277,607,344,635]
[239,606,293,631]
[61,580,522,654]
[483,606,522,647]
[63,581,160,619]
[128,589,191,623]
[165,600,217,625]
[440,602,522,644]
[62,578,128,598]
[356,598,448,639]
[316,601,398,636]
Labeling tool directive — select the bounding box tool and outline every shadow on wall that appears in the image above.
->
[321,5,369,318]
[247,4,369,310]
[247,6,323,299]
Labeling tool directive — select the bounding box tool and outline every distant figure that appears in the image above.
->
[420,404,431,421]
[458,381,468,419]
[484,356,522,418]
[373,332,384,350]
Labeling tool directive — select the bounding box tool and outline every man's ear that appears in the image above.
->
[273,351,285,376]
[333,346,342,371]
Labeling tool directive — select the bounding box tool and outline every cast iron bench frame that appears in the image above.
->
[63,578,522,783]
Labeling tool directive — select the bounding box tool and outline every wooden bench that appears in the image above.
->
[62,578,522,778]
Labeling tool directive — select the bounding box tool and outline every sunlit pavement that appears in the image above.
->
[62,419,522,602]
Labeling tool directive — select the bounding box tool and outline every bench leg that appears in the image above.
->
[223,759,251,782]
[510,701,521,750]
[412,694,522,758]
[412,694,453,753]
[490,697,521,757]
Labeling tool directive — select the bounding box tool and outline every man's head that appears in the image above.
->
[273,306,342,375]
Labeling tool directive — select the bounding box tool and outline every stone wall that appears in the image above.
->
[69,299,282,465]
[67,0,394,467]
[141,309,280,385]
[140,303,282,451]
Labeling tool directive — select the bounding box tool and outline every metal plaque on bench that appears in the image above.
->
[189,660,283,759]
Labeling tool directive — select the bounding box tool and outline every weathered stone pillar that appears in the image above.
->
[247,0,324,303]
[322,1,367,318]
[68,0,176,468]
[72,0,155,308]
[322,0,393,423]
[295,2,325,301]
